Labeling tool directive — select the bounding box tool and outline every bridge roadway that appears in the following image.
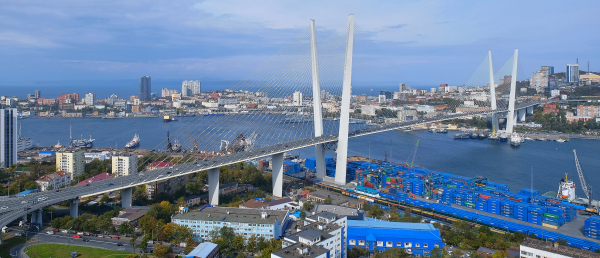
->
[0,101,547,230]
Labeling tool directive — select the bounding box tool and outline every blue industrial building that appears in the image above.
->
[347,220,445,256]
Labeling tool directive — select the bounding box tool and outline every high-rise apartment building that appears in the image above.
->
[34,90,40,99]
[139,76,151,101]
[530,66,552,93]
[292,91,303,106]
[1,108,17,169]
[542,66,554,75]
[566,64,580,84]
[56,149,85,180]
[112,153,138,177]
[181,80,201,97]
[85,93,96,106]
[399,83,406,92]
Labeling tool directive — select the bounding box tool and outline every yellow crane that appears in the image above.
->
[185,132,198,153]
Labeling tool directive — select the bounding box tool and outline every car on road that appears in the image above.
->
[52,229,59,232]
[97,235,104,238]
[0,206,7,210]
[73,235,81,238]
[55,189,60,192]
[77,232,84,235]
[117,243,123,246]
[113,236,120,239]
[46,231,54,235]
[61,230,68,233]
[21,201,27,204]
[108,183,114,186]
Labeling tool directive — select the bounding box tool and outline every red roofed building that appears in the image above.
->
[543,103,559,114]
[146,162,174,170]
[77,172,112,185]
[36,171,71,191]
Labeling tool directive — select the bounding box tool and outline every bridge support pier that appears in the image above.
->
[334,14,355,186]
[310,19,326,182]
[272,153,284,198]
[70,199,79,218]
[527,106,534,115]
[36,209,42,226]
[518,109,526,122]
[208,167,220,206]
[30,211,37,225]
[121,187,132,208]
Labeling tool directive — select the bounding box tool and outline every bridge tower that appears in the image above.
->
[488,50,499,134]
[506,49,519,134]
[334,14,355,185]
[311,19,326,181]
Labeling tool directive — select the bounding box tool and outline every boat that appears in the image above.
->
[556,174,577,202]
[54,141,64,148]
[478,133,487,140]
[524,136,533,141]
[125,134,140,149]
[556,138,566,143]
[440,129,448,134]
[68,123,94,148]
[510,133,522,147]
[164,115,176,123]
[470,132,479,139]
[499,133,508,142]
[402,128,412,132]
[461,133,471,139]
[454,133,463,139]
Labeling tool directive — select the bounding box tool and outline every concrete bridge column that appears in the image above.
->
[30,211,37,225]
[208,167,220,206]
[36,209,43,226]
[527,106,534,115]
[21,214,27,222]
[121,187,132,208]
[70,199,80,218]
[518,109,526,122]
[272,153,284,198]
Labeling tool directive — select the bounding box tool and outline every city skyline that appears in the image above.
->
[0,1,599,86]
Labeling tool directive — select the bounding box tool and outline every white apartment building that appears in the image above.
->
[112,153,138,177]
[56,149,85,180]
[182,80,201,97]
[85,93,96,106]
[0,108,17,169]
[277,211,347,258]
[35,171,72,191]
[293,91,303,106]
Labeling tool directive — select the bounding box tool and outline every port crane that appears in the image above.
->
[406,139,420,167]
[573,149,598,214]
[185,132,198,152]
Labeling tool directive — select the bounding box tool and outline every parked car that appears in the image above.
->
[0,206,8,210]
[108,183,114,186]
[73,235,81,239]
[15,232,23,236]
[52,228,59,232]
[117,243,123,246]
[61,230,69,233]
[46,231,54,235]
[113,236,120,240]
[55,189,60,192]
[97,235,104,238]
[77,232,84,235]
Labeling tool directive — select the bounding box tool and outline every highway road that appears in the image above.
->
[0,101,548,229]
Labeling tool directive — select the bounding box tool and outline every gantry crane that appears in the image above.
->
[406,139,420,167]
[185,132,198,153]
[573,149,598,214]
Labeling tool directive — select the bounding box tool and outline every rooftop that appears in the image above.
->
[313,204,362,217]
[521,238,598,258]
[267,197,293,207]
[36,171,70,182]
[220,182,238,189]
[77,172,112,185]
[348,220,435,231]
[186,242,218,258]
[308,190,362,206]
[272,243,329,258]
[239,199,266,209]
[296,228,326,240]
[348,220,442,241]
[173,207,288,225]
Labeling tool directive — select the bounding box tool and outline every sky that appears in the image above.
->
[1,0,599,87]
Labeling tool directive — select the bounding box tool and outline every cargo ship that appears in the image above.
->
[125,134,140,149]
[68,123,94,148]
[164,115,176,123]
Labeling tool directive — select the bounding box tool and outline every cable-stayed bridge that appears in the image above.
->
[0,15,554,234]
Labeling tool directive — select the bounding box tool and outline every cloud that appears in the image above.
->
[387,24,407,29]
[0,31,63,48]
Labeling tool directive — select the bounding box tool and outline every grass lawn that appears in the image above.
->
[26,243,134,258]
[0,233,27,258]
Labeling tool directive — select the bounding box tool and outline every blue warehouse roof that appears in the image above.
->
[348,220,442,241]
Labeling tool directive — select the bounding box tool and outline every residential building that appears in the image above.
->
[278,211,347,258]
[217,98,238,105]
[172,207,289,242]
[476,246,500,258]
[578,105,600,118]
[56,149,85,180]
[266,198,298,210]
[184,195,202,207]
[182,80,201,97]
[566,64,579,84]
[520,237,597,258]
[186,242,219,258]
[399,83,406,92]
[439,84,447,93]
[551,89,561,97]
[112,153,138,177]
[580,73,600,85]
[139,76,151,101]
[111,208,148,227]
[530,66,552,93]
[379,91,393,103]
[543,103,559,114]
[85,93,96,106]
[35,171,71,191]
[1,108,17,169]
[293,91,303,106]
[347,220,445,257]
[219,182,253,196]
[145,176,189,200]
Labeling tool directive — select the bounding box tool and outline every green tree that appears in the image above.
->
[303,201,314,212]
[324,197,332,204]
[153,243,173,258]
[348,246,368,258]
[99,194,111,204]
[369,205,384,219]
[232,235,245,252]
[118,221,134,236]
[184,237,197,253]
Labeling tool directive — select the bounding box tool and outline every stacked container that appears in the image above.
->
[514,203,530,222]
[488,198,501,215]
[411,180,423,196]
[527,206,546,225]
[476,199,488,212]
[500,200,515,218]
[584,216,600,240]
